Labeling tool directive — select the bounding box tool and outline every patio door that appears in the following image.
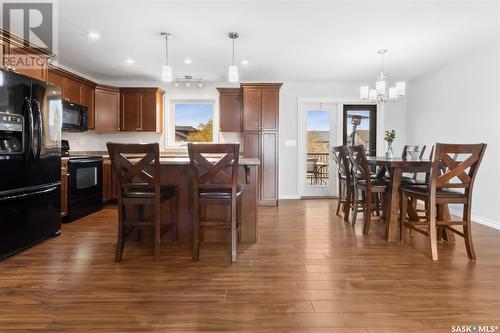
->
[298,102,337,197]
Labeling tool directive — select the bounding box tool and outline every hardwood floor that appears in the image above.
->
[1,199,500,332]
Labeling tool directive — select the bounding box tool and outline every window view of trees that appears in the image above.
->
[174,103,214,143]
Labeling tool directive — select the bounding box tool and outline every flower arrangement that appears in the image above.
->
[384,130,396,144]
[384,130,396,158]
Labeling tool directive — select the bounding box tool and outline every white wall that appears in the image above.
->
[62,78,408,199]
[406,45,500,228]
[278,81,407,198]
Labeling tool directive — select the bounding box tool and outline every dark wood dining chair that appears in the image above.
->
[401,145,427,185]
[332,145,352,223]
[347,145,388,234]
[188,143,244,263]
[399,143,487,260]
[107,143,178,261]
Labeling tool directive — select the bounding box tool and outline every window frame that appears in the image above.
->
[342,104,377,156]
[165,95,219,149]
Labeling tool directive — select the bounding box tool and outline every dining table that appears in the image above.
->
[367,156,432,242]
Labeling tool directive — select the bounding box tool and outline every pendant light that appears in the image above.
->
[360,49,406,103]
[228,32,239,82]
[160,32,173,82]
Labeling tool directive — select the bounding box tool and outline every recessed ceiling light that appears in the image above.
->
[174,82,179,87]
[88,31,100,40]
[125,58,135,64]
[241,59,249,65]
[184,59,192,64]
[185,82,191,87]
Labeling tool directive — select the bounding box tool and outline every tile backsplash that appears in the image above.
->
[62,131,243,152]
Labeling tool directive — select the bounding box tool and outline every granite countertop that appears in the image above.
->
[69,151,259,165]
[102,157,259,166]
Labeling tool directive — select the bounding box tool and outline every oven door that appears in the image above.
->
[68,158,103,204]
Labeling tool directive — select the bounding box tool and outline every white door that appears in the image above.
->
[298,102,337,197]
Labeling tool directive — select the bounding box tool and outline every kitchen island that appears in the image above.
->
[101,156,260,243]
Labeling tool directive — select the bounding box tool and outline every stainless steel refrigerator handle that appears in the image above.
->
[33,99,42,161]
[0,186,57,201]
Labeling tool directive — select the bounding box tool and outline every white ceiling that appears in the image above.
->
[56,1,499,83]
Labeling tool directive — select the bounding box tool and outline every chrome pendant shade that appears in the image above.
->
[228,32,239,82]
[161,32,173,82]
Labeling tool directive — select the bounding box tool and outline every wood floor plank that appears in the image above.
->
[1,199,500,332]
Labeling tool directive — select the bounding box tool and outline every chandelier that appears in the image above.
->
[360,49,405,103]
[173,75,203,88]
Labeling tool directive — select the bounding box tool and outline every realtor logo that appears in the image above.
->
[2,2,53,51]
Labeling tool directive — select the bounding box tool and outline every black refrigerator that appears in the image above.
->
[0,69,62,260]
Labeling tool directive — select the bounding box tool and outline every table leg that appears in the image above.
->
[385,168,402,242]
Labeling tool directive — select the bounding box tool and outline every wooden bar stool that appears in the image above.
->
[332,145,352,223]
[400,143,487,260]
[188,143,244,263]
[347,145,388,234]
[107,143,178,261]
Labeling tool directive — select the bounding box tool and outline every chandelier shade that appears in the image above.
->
[360,49,406,103]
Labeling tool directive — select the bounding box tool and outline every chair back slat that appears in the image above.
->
[430,143,486,191]
[347,145,371,183]
[106,143,161,196]
[332,145,351,180]
[188,143,240,196]
[402,145,426,160]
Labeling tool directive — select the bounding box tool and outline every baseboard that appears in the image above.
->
[279,195,301,200]
[448,208,500,230]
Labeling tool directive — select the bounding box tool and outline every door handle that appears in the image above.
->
[25,97,35,160]
[33,99,43,161]
[0,186,57,201]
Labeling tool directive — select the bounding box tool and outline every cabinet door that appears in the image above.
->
[102,162,111,202]
[260,132,278,204]
[243,88,261,131]
[62,78,82,104]
[61,160,68,217]
[0,39,8,69]
[95,88,119,131]
[8,47,48,82]
[82,85,95,129]
[261,88,279,130]
[121,92,139,131]
[48,70,64,89]
[219,90,242,132]
[139,93,158,131]
[243,132,260,158]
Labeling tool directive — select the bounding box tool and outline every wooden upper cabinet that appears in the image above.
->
[218,88,242,132]
[261,88,279,130]
[94,86,120,131]
[119,88,164,132]
[47,70,64,89]
[139,92,160,132]
[82,85,95,129]
[242,84,281,131]
[120,92,139,131]
[242,88,261,131]
[8,46,48,82]
[63,78,82,104]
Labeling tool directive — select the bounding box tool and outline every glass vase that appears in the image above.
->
[385,142,394,158]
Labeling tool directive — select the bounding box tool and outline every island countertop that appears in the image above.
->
[102,156,260,165]
[69,151,259,165]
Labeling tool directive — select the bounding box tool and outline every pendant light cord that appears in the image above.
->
[165,36,169,66]
[232,37,235,66]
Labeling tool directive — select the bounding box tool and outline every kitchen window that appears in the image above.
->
[166,97,219,148]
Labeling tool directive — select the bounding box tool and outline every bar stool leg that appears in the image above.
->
[192,196,201,262]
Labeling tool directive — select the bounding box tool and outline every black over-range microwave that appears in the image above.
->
[62,101,88,131]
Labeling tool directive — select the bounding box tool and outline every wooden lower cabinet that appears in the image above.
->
[61,159,68,217]
[243,131,278,206]
[102,161,116,202]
